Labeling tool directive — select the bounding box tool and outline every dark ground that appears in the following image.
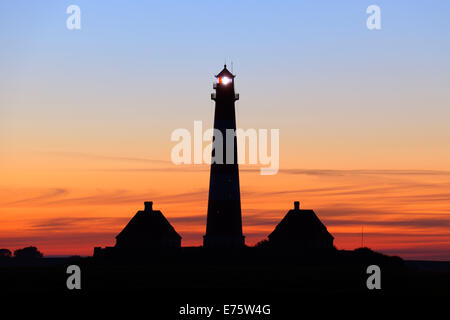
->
[0,247,449,317]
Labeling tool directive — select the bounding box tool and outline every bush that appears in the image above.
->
[0,248,12,258]
[14,246,43,259]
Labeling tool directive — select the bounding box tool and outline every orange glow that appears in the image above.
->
[1,149,450,260]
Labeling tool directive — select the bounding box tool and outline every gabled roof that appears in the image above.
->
[268,202,334,241]
[215,65,235,79]
[116,203,181,242]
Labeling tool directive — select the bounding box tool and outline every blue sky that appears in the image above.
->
[1,0,450,165]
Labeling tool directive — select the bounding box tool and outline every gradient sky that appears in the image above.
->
[1,1,450,259]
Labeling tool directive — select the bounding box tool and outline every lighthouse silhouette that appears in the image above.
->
[203,65,245,248]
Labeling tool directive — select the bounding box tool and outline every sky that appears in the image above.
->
[1,1,450,259]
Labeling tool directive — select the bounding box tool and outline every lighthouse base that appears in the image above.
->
[203,234,245,249]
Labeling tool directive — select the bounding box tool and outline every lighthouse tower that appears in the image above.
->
[203,65,245,248]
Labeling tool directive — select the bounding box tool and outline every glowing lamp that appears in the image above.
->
[219,76,232,85]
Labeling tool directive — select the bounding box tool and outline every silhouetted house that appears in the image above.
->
[268,201,334,250]
[114,201,181,250]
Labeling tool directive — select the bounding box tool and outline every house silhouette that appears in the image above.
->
[114,201,181,250]
[268,201,334,250]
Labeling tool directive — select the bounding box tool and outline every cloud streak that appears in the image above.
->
[4,188,69,206]
[28,216,130,231]
[278,169,450,177]
[45,151,171,164]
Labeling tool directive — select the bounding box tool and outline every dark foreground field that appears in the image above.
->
[0,247,449,316]
[0,248,450,319]
[1,248,449,294]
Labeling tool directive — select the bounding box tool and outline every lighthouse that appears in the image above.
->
[203,65,245,248]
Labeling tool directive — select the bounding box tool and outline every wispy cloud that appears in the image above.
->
[4,177,450,209]
[41,190,153,206]
[278,169,450,177]
[3,188,69,206]
[0,185,210,207]
[44,151,171,164]
[324,216,450,229]
[28,216,129,231]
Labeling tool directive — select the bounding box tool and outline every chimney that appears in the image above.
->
[294,201,300,211]
[144,201,153,212]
